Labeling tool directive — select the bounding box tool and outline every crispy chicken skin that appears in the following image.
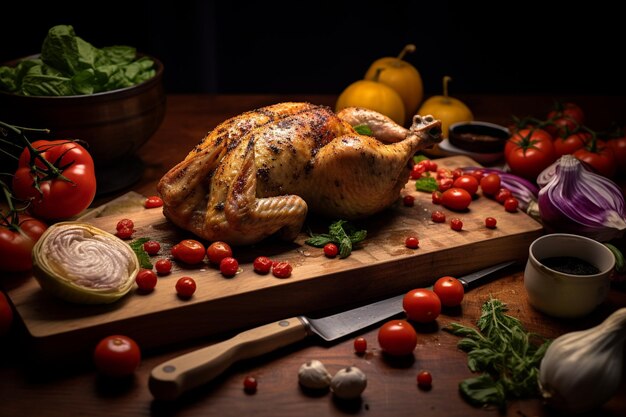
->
[157,102,442,245]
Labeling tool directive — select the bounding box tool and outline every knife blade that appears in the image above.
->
[149,261,516,400]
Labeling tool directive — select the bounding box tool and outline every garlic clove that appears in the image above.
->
[330,366,367,400]
[298,359,332,390]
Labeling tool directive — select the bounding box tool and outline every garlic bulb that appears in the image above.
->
[330,366,367,399]
[298,360,331,390]
[539,308,626,413]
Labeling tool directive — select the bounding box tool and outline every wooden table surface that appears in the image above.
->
[2,94,626,417]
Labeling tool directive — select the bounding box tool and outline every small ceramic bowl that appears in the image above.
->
[448,121,509,154]
[0,54,165,194]
[524,233,615,318]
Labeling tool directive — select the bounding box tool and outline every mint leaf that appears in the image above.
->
[415,176,438,192]
[129,237,153,269]
[304,234,334,247]
[305,220,367,258]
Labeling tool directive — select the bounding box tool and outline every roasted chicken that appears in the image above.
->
[157,102,442,245]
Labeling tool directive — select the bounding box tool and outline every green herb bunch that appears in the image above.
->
[305,220,366,258]
[445,298,551,409]
[0,25,155,96]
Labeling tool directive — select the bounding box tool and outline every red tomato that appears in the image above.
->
[354,336,367,354]
[135,269,158,292]
[453,175,479,196]
[144,196,164,208]
[495,188,512,204]
[253,256,273,274]
[505,128,556,180]
[377,319,418,356]
[441,188,472,211]
[143,240,161,255]
[417,370,433,389]
[93,335,141,377]
[116,219,134,231]
[450,218,463,231]
[479,173,501,196]
[468,169,486,182]
[405,236,419,249]
[573,141,617,178]
[403,195,415,207]
[431,191,443,204]
[607,136,626,173]
[272,261,292,278]
[176,277,197,298]
[323,243,339,258]
[431,210,446,223]
[437,177,454,192]
[553,132,590,157]
[410,163,426,179]
[206,241,233,265]
[243,376,258,393]
[485,217,497,229]
[504,197,519,212]
[433,276,465,307]
[402,288,441,323]
[171,239,206,264]
[546,102,585,137]
[0,292,14,336]
[0,214,47,272]
[220,257,239,277]
[12,140,96,220]
[155,259,172,275]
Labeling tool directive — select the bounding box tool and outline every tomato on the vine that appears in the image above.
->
[93,335,141,377]
[12,140,96,220]
[441,187,472,211]
[433,276,465,307]
[545,102,585,137]
[505,128,556,180]
[553,131,590,157]
[402,288,441,323]
[607,135,626,173]
[0,214,47,272]
[171,239,206,264]
[377,319,417,356]
[573,140,617,178]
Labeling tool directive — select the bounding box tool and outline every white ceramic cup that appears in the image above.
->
[524,233,615,318]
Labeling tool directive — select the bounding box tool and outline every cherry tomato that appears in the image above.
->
[116,227,134,239]
[272,261,292,278]
[573,140,617,178]
[253,256,273,274]
[479,173,501,196]
[93,335,141,377]
[171,239,206,264]
[176,277,196,298]
[0,292,14,336]
[144,196,164,208]
[437,177,454,192]
[505,128,556,180]
[377,319,418,356]
[220,257,239,277]
[402,288,441,323]
[468,169,486,182]
[206,241,233,265]
[441,188,472,211]
[403,195,415,207]
[405,236,419,249]
[436,167,453,180]
[324,243,339,258]
[485,217,497,229]
[495,188,512,204]
[431,191,443,204]
[354,337,367,354]
[433,276,465,307]
[426,160,438,172]
[143,240,161,255]
[451,168,463,179]
[410,163,426,179]
[0,214,47,272]
[553,131,590,157]
[155,259,172,275]
[135,269,158,292]
[504,197,519,212]
[431,210,446,223]
[417,370,433,389]
[450,218,463,231]
[453,175,479,196]
[243,376,258,393]
[116,219,134,231]
[12,140,96,220]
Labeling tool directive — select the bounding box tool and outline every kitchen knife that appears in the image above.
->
[149,260,516,400]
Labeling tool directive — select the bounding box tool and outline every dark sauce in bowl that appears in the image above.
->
[541,256,600,275]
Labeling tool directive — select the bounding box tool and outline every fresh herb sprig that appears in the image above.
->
[445,298,551,409]
[305,220,366,258]
[129,237,153,269]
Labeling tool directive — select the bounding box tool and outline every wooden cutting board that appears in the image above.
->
[5,155,543,359]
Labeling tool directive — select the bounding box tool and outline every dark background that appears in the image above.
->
[0,1,624,97]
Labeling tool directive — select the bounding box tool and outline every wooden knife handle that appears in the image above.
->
[149,317,308,400]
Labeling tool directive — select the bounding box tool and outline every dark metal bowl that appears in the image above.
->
[0,55,166,194]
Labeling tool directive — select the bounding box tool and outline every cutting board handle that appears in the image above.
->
[149,317,308,400]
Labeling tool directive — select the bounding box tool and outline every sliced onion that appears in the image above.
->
[537,155,626,242]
